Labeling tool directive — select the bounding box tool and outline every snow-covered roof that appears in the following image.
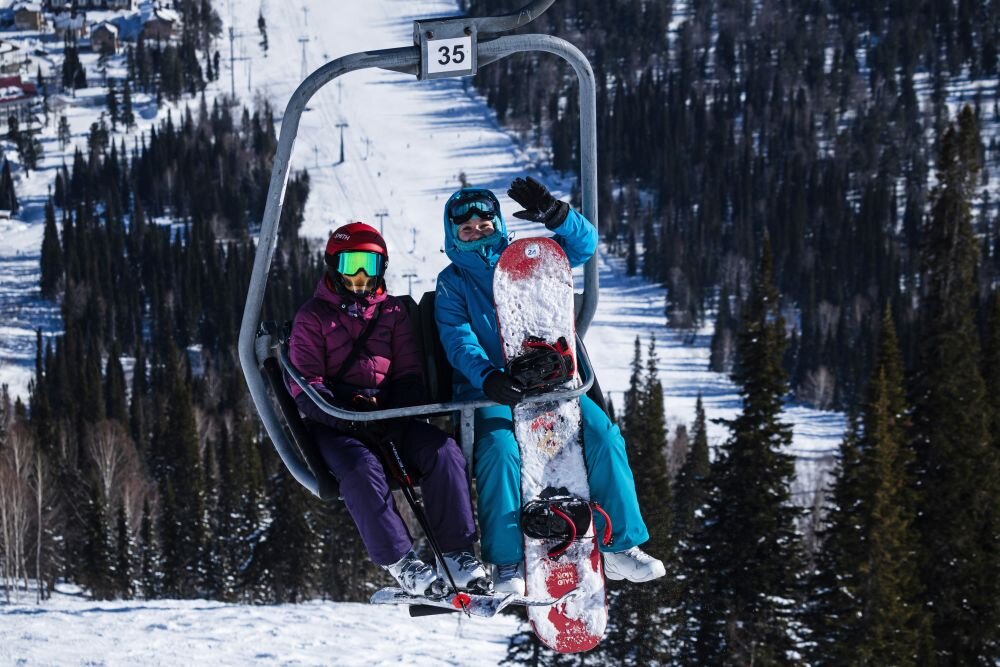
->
[13,2,42,12]
[151,7,178,23]
[92,21,119,36]
[0,85,27,101]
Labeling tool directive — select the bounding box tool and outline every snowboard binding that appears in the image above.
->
[521,495,596,558]
[506,336,575,394]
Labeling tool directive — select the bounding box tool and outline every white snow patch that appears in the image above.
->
[0,584,518,666]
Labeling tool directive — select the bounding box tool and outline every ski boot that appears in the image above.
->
[438,550,492,593]
[493,562,526,596]
[603,546,665,583]
[385,550,446,597]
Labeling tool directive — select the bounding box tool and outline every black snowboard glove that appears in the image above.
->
[482,370,526,406]
[508,176,570,230]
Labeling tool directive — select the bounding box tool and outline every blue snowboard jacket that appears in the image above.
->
[434,189,598,401]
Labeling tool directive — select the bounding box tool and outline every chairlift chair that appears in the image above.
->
[239,0,604,500]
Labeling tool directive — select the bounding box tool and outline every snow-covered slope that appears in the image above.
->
[0,584,517,665]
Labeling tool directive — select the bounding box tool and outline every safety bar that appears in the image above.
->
[275,336,596,422]
[268,332,595,474]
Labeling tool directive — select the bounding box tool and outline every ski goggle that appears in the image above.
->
[448,196,499,225]
[336,251,384,277]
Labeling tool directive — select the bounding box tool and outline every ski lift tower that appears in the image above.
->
[239,0,600,498]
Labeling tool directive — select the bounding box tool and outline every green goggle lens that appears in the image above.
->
[337,251,384,277]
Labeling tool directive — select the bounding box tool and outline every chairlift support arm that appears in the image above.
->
[239,22,599,498]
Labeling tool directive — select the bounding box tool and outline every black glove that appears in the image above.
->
[482,370,526,406]
[508,176,570,230]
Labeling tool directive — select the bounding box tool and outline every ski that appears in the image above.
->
[370,586,574,618]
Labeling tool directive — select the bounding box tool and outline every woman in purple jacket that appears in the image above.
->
[288,221,487,597]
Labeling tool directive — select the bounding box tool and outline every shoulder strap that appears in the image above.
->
[329,305,383,387]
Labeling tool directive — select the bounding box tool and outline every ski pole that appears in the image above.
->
[378,437,471,614]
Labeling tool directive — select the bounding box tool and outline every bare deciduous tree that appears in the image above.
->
[86,420,135,502]
[0,423,36,603]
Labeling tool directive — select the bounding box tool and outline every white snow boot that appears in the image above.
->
[602,546,666,583]
[385,551,445,597]
[493,562,526,596]
[438,550,491,592]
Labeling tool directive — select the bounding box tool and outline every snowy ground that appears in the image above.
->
[0,584,518,666]
[0,0,849,661]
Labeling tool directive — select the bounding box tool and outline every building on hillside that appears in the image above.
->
[53,12,87,39]
[139,7,177,42]
[0,75,38,126]
[90,21,119,53]
[0,40,21,75]
[46,0,135,10]
[13,3,44,31]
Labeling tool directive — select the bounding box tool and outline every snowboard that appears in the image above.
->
[493,237,608,653]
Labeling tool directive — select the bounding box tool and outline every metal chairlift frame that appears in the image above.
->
[238,0,601,499]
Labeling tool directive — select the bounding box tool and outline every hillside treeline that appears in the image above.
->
[461,1,1000,664]
[0,96,390,607]
[467,0,1000,410]
[504,107,998,666]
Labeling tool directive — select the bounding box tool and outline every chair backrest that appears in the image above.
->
[418,290,453,403]
[259,322,341,502]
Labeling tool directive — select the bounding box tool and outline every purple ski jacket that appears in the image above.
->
[288,275,424,422]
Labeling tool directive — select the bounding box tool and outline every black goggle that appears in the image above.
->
[448,197,499,225]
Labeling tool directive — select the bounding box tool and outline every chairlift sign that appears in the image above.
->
[414,17,478,80]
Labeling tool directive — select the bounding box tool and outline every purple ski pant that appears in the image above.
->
[310,419,478,566]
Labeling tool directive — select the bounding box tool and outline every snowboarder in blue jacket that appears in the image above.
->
[435,176,666,594]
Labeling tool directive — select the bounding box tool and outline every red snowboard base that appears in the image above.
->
[525,533,607,653]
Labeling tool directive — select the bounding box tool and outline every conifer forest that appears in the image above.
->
[1,0,999,664]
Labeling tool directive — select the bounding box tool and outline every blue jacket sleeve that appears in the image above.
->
[435,269,497,390]
[549,208,597,268]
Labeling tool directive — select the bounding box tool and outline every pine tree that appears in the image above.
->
[156,348,206,597]
[672,395,714,661]
[106,81,119,131]
[984,289,1000,451]
[40,201,61,298]
[807,309,927,665]
[0,157,17,212]
[104,343,127,423]
[598,335,674,665]
[674,394,710,543]
[253,471,321,602]
[83,484,115,600]
[121,80,135,131]
[57,114,71,150]
[911,105,1000,664]
[138,498,159,598]
[622,337,643,445]
[115,504,133,599]
[692,238,803,665]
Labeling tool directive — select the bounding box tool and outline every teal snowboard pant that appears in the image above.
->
[473,394,650,565]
